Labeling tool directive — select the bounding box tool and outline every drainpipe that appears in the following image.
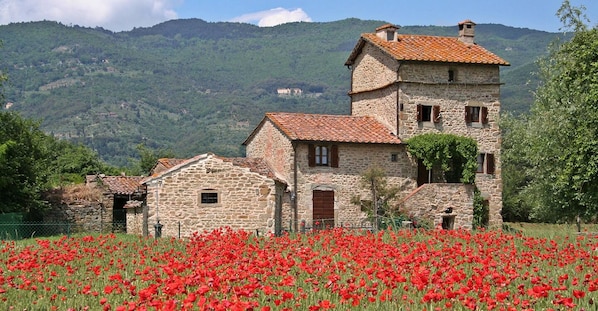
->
[152,179,163,238]
[396,61,403,137]
[347,64,354,114]
[292,142,299,232]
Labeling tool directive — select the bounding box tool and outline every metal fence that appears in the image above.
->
[0,222,127,240]
[297,217,415,233]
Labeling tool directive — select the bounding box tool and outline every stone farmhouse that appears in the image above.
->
[131,20,508,237]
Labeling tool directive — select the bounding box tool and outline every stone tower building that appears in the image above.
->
[345,20,509,227]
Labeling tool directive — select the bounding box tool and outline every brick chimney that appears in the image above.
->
[458,20,476,45]
[375,24,399,42]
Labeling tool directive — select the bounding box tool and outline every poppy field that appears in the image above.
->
[0,227,597,310]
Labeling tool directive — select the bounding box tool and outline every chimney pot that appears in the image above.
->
[458,19,476,45]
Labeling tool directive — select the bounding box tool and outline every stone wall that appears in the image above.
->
[402,183,475,230]
[126,205,145,236]
[295,143,417,227]
[245,119,295,182]
[44,201,112,232]
[141,154,282,238]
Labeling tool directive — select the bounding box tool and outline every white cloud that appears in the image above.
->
[0,0,179,32]
[231,7,312,27]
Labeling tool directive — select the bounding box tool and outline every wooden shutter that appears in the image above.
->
[330,145,339,168]
[481,107,489,124]
[433,105,441,123]
[486,153,495,174]
[308,144,315,167]
[464,106,471,123]
[416,104,422,122]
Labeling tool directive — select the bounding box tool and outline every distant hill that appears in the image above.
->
[0,19,562,166]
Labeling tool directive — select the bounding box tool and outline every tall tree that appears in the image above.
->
[0,112,52,213]
[506,1,597,222]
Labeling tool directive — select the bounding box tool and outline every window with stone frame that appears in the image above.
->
[448,69,456,82]
[465,106,488,124]
[200,190,219,204]
[308,144,339,167]
[417,104,441,123]
[476,153,495,174]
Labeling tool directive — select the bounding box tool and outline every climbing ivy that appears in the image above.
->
[406,133,478,184]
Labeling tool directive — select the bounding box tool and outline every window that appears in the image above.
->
[308,144,339,167]
[200,191,218,204]
[315,145,328,165]
[448,69,456,82]
[476,153,495,174]
[417,104,441,123]
[386,30,394,41]
[465,106,488,124]
[391,153,398,162]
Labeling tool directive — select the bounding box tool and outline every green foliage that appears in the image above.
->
[49,141,120,186]
[500,114,533,222]
[0,109,120,214]
[0,20,559,165]
[473,188,490,229]
[350,166,402,230]
[130,143,176,176]
[406,133,478,184]
[503,2,598,222]
[0,41,5,103]
[0,111,52,213]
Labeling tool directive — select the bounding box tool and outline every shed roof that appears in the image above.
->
[100,176,145,195]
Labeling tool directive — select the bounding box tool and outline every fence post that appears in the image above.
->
[100,206,103,233]
[178,221,181,239]
[154,220,163,239]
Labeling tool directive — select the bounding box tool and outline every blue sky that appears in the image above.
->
[0,0,596,32]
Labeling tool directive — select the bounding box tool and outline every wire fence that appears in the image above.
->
[296,217,415,233]
[0,217,417,241]
[0,222,127,240]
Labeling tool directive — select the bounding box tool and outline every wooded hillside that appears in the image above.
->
[0,19,561,166]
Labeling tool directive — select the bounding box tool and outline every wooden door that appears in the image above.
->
[312,190,334,229]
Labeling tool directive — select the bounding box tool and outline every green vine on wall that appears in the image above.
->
[406,133,478,184]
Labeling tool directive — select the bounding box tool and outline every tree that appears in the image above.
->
[130,144,176,176]
[0,42,5,105]
[0,112,52,213]
[49,141,120,186]
[506,1,598,222]
[351,166,402,231]
[500,114,533,222]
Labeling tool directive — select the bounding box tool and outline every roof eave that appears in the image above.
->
[345,37,368,66]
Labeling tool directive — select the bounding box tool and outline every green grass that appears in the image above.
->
[504,222,598,238]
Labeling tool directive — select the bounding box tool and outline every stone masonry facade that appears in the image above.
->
[138,154,284,238]
[402,183,475,230]
[348,29,505,228]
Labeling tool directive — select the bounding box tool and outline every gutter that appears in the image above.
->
[292,141,298,232]
[396,61,402,137]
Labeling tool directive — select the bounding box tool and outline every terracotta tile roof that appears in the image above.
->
[345,32,509,66]
[255,112,402,144]
[144,153,209,182]
[143,153,286,184]
[218,156,285,183]
[157,158,186,169]
[100,176,145,195]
